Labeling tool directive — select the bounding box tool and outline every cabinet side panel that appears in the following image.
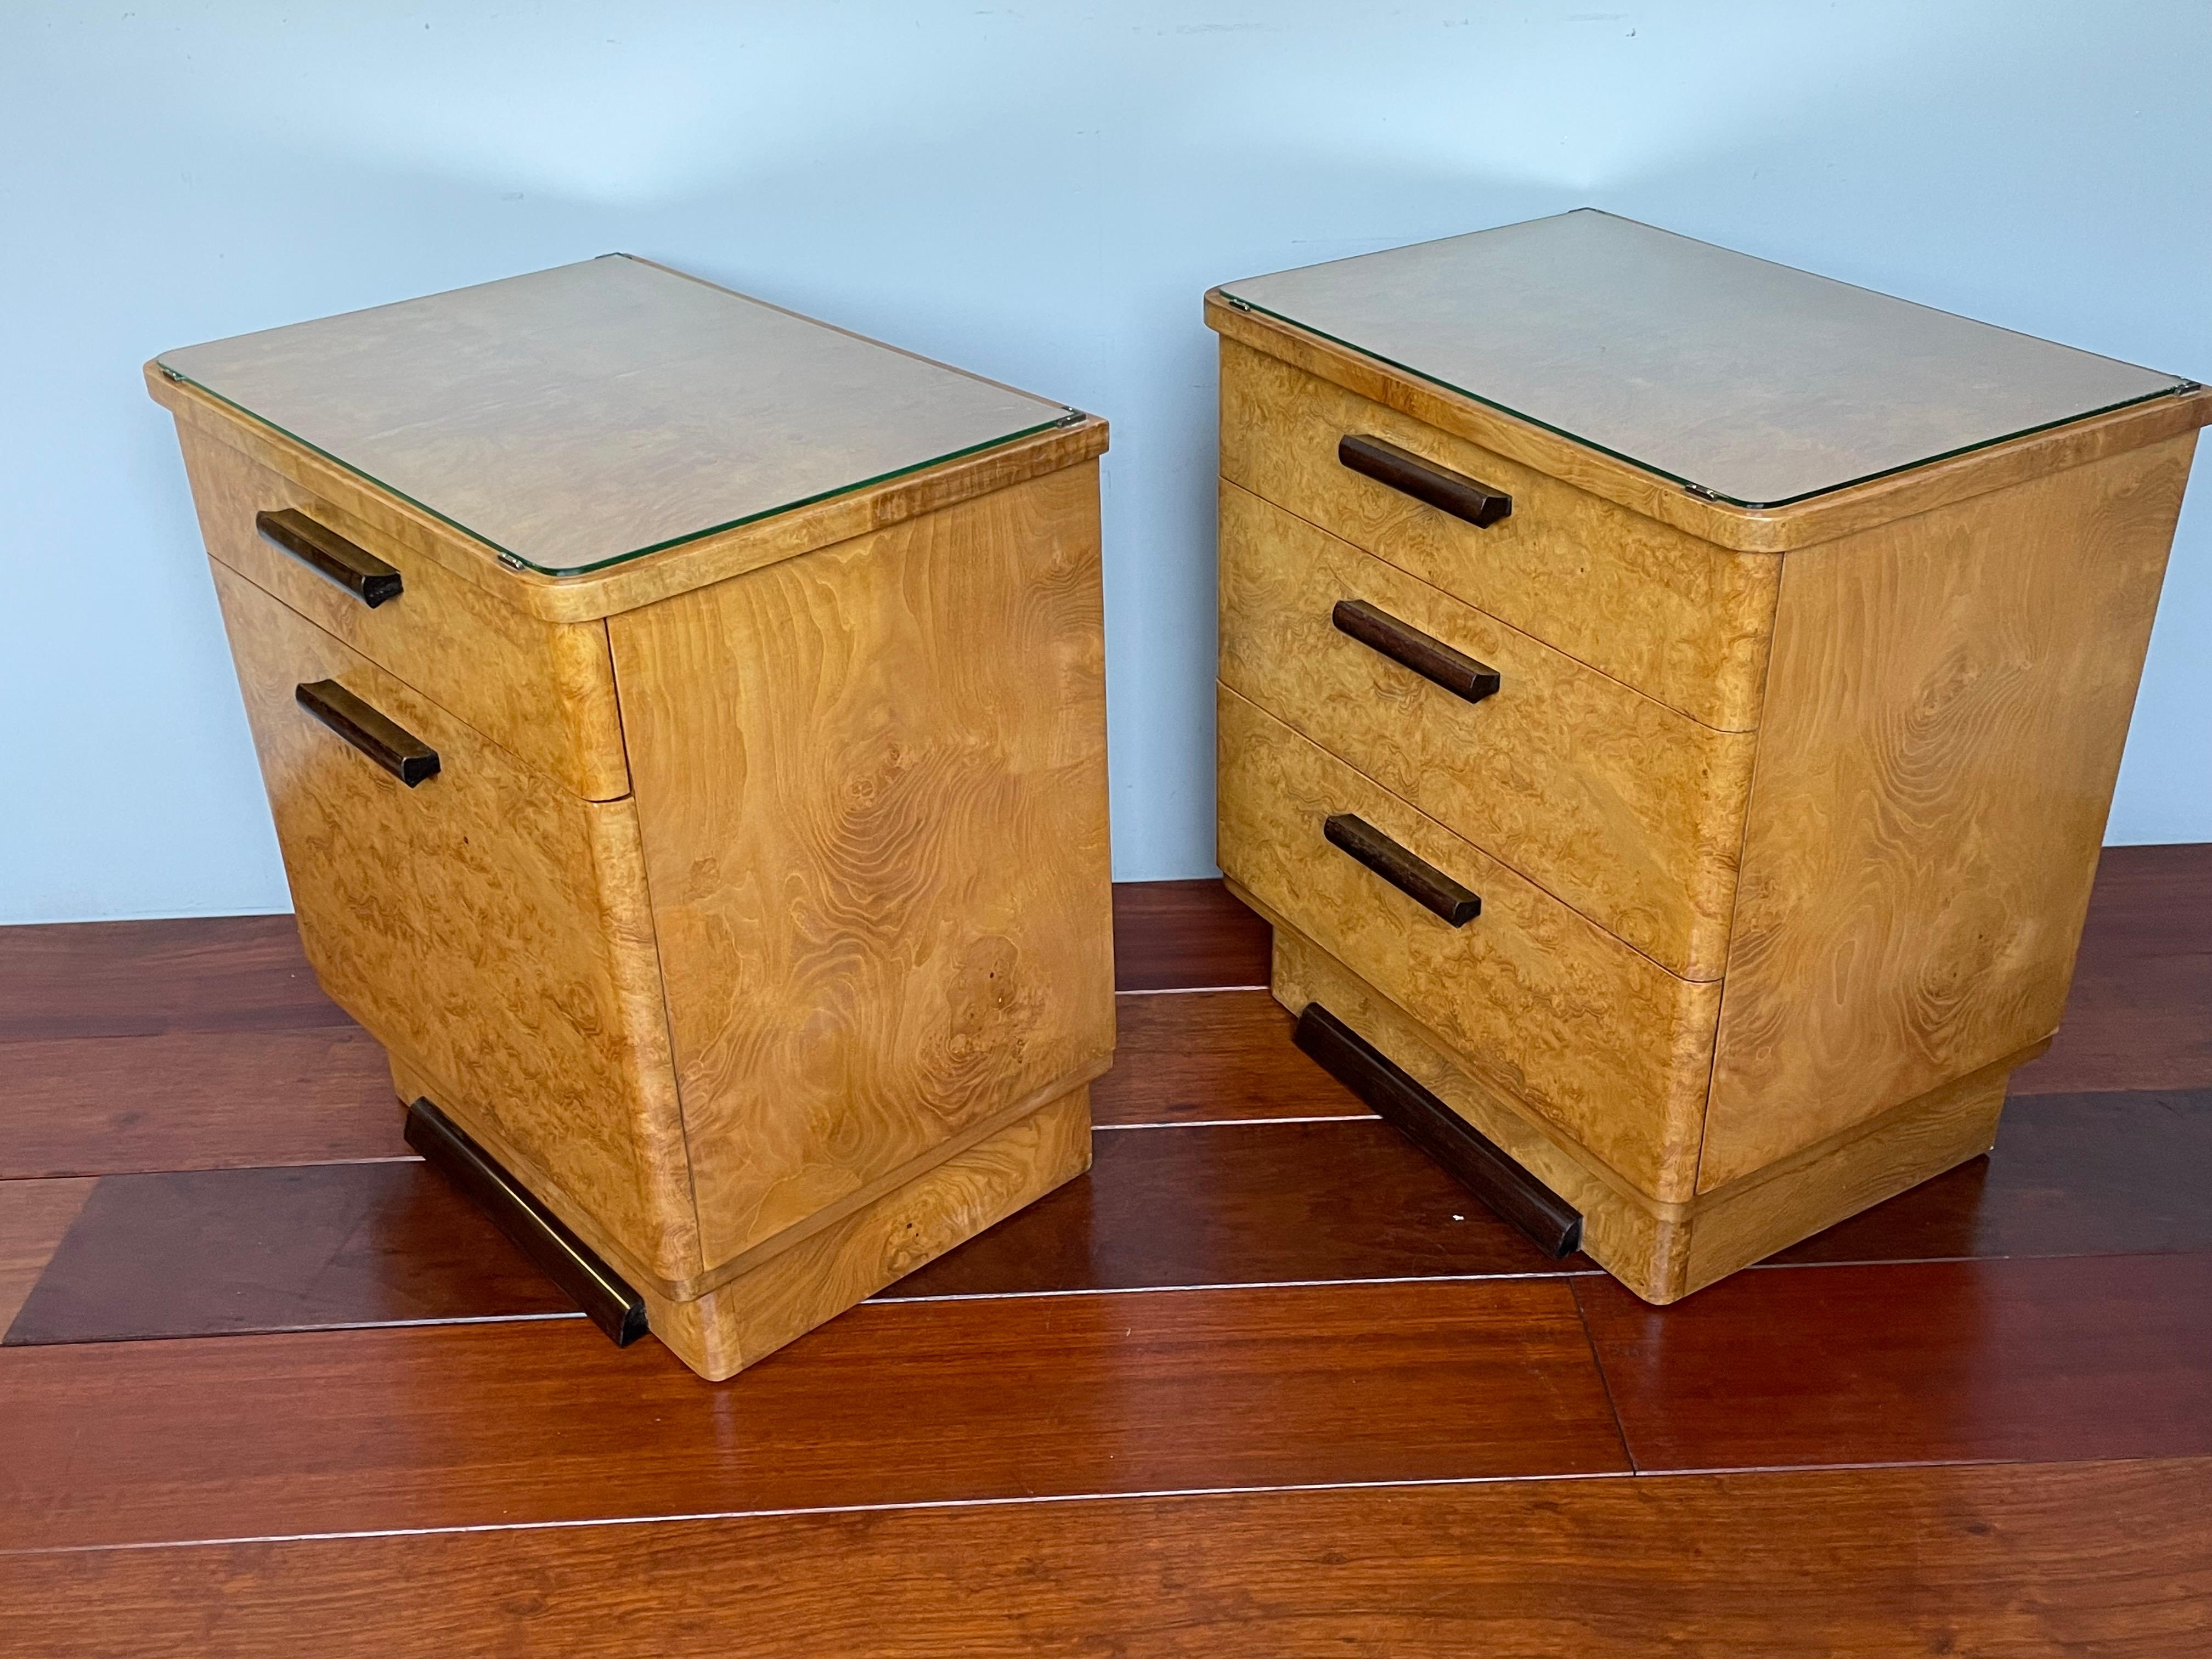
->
[612,464,1116,1271]
[1703,433,2195,1189]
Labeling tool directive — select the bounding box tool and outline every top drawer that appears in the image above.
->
[1218,337,1777,731]
[174,422,630,800]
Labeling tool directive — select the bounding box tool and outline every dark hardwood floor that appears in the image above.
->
[2,849,2208,1654]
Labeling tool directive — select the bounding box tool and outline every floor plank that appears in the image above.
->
[5,1458,2207,1657]
[1093,988,1363,1125]
[2014,842,2212,1096]
[0,914,347,1041]
[0,1180,96,1334]
[5,1163,569,1345]
[0,1279,1627,1550]
[0,1027,404,1178]
[1110,878,1270,993]
[1775,1086,2212,1266]
[15,1088,2212,1346]
[2,1121,1566,1345]
[898,1116,1562,1295]
[1577,1252,2212,1473]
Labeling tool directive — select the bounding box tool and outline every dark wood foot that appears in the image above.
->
[404,1098,649,1346]
[1293,1002,1584,1259]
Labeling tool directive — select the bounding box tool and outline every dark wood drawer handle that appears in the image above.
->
[257,509,403,608]
[1332,600,1500,704]
[1339,435,1511,529]
[1324,813,1480,926]
[296,680,440,787]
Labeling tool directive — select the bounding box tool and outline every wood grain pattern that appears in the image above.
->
[153,368,1109,624]
[1578,1251,2212,1472]
[173,421,630,799]
[611,464,1114,1271]
[1208,288,2212,554]
[1219,686,1719,1200]
[1223,213,2188,516]
[0,1278,1627,1550]
[10,1457,2209,1657]
[156,257,1075,581]
[1218,336,1780,730]
[640,1086,1094,1380]
[1219,480,1752,977]
[208,563,701,1286]
[0,1178,95,1334]
[1704,432,2197,1188]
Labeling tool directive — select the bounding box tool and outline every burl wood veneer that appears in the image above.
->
[150,255,1114,1378]
[1210,209,2207,1301]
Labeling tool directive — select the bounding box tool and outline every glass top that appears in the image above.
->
[1221,210,2189,508]
[157,256,1074,575]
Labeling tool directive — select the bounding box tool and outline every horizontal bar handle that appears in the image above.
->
[1324,812,1480,926]
[257,509,402,608]
[1332,599,1500,704]
[1339,434,1512,529]
[295,679,440,787]
[1293,1002,1582,1259]
[405,1099,648,1347]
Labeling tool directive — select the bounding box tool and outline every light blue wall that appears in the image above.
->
[4,1,2208,922]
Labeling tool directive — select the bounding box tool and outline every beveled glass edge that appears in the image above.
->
[156,362,1082,575]
[1215,290,2193,510]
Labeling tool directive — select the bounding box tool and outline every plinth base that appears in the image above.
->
[393,1052,1094,1380]
[1270,920,2043,1304]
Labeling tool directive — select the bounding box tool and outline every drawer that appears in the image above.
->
[179,423,629,800]
[1219,482,1752,979]
[207,561,698,1284]
[1218,337,1776,731]
[1217,684,1719,1200]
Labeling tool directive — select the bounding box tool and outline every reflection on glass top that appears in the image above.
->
[157,256,1074,575]
[1221,210,2188,508]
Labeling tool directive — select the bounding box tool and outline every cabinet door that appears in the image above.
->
[611,465,1115,1272]
[210,562,699,1285]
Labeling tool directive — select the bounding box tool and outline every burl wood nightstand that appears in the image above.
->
[149,256,1114,1379]
[1209,210,2205,1300]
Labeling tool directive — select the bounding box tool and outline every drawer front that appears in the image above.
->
[1219,337,1776,731]
[179,423,629,800]
[1220,482,1751,980]
[1217,684,1718,1200]
[208,561,698,1284]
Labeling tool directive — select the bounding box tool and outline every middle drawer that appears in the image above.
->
[1220,481,1750,980]
[1217,684,1719,1202]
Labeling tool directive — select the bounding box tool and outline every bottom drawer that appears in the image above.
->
[208,561,701,1285]
[1217,682,1719,1200]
